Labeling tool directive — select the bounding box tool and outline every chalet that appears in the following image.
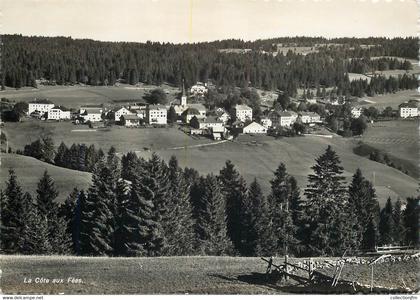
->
[260,118,272,128]
[81,108,102,123]
[188,104,206,118]
[399,102,419,118]
[147,105,167,125]
[114,107,133,121]
[47,106,71,120]
[182,107,204,123]
[351,107,363,118]
[268,111,295,127]
[121,115,141,127]
[243,122,267,134]
[234,104,253,122]
[28,99,54,115]
[198,116,225,132]
[299,112,321,124]
[80,105,103,114]
[216,108,230,124]
[190,82,208,96]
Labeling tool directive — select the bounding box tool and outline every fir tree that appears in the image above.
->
[379,197,395,245]
[303,146,349,256]
[392,199,405,245]
[165,156,195,255]
[54,142,68,167]
[1,169,25,253]
[218,161,248,254]
[241,178,271,256]
[403,197,419,247]
[196,174,233,255]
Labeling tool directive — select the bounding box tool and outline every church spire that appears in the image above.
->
[181,79,187,106]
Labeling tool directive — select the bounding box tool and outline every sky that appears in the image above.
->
[1,0,418,43]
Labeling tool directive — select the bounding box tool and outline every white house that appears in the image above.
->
[183,107,205,123]
[47,106,71,120]
[198,116,225,132]
[235,104,253,122]
[299,112,321,124]
[121,115,141,127]
[28,100,55,115]
[188,104,207,118]
[351,107,363,119]
[260,118,272,128]
[115,107,134,122]
[81,108,102,123]
[147,105,167,125]
[190,82,208,96]
[243,122,267,134]
[399,103,419,118]
[80,106,103,114]
[268,111,295,127]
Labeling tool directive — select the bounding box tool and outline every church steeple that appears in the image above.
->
[181,79,187,106]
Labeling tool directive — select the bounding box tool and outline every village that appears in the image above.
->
[19,81,420,145]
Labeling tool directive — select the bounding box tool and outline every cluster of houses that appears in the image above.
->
[26,84,324,140]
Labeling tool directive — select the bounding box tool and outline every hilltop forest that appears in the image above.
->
[1,35,418,95]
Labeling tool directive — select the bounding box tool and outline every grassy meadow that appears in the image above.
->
[1,255,417,294]
[0,153,91,203]
[357,89,418,109]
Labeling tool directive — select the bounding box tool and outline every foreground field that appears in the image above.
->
[0,154,91,202]
[1,255,417,294]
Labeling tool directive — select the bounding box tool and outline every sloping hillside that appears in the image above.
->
[0,153,91,202]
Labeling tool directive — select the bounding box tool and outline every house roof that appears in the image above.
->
[51,106,70,111]
[122,115,140,120]
[30,99,53,104]
[189,103,206,111]
[84,108,102,114]
[300,111,320,117]
[235,104,252,111]
[148,105,167,110]
[201,116,224,124]
[399,102,418,108]
[244,121,265,129]
[182,107,200,115]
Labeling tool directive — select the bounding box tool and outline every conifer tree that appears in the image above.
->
[80,159,115,255]
[165,156,195,255]
[121,160,164,256]
[41,136,55,163]
[303,146,349,256]
[1,169,25,253]
[114,178,131,256]
[219,160,248,254]
[54,142,68,167]
[196,174,233,255]
[269,163,300,256]
[379,198,395,245]
[21,205,52,254]
[403,196,419,247]
[121,152,141,183]
[392,199,405,245]
[241,178,271,256]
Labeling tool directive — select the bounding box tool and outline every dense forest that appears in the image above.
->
[1,146,418,256]
[1,35,418,92]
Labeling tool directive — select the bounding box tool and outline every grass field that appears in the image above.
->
[1,255,417,294]
[355,120,419,179]
[0,153,91,202]
[3,119,417,204]
[0,83,180,108]
[139,134,418,205]
[2,120,206,153]
[357,89,419,109]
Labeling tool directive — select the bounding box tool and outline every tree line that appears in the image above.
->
[1,146,418,256]
[2,35,417,95]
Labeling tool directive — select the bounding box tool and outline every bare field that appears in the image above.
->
[1,255,417,294]
[0,153,91,202]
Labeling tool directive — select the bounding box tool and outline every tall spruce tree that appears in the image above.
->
[392,199,405,245]
[241,178,271,256]
[80,159,115,255]
[121,159,164,256]
[196,174,233,255]
[268,163,300,256]
[219,161,248,254]
[403,196,419,247]
[1,169,25,253]
[303,146,350,256]
[165,156,195,255]
[379,198,395,245]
